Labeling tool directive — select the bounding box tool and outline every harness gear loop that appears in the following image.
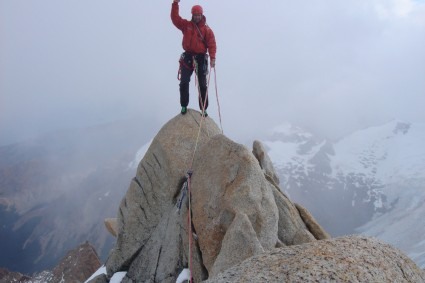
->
[177,53,195,81]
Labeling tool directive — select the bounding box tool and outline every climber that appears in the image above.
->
[171,0,217,117]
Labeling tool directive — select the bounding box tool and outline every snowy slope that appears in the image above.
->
[333,122,425,268]
[331,121,425,183]
[264,120,425,268]
[356,182,425,268]
[265,122,328,191]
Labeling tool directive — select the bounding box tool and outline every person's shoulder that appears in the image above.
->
[205,24,215,34]
[178,18,191,27]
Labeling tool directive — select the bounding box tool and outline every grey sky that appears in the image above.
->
[1,0,424,145]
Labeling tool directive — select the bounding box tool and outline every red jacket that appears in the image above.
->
[171,2,217,60]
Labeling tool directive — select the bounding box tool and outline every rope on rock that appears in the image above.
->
[186,170,194,283]
[181,60,223,283]
[212,67,223,134]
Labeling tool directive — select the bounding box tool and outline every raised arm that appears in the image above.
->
[171,1,185,30]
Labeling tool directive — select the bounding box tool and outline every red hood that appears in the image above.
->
[192,15,207,27]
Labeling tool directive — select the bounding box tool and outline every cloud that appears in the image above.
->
[1,0,424,145]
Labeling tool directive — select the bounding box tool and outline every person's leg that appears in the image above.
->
[179,55,194,113]
[180,68,192,108]
[196,55,209,111]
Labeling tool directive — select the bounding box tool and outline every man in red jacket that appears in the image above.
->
[171,0,217,116]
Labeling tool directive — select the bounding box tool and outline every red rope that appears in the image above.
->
[204,67,212,112]
[185,57,224,283]
[187,174,193,283]
[186,59,211,283]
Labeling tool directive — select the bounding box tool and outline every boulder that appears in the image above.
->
[252,140,280,185]
[191,135,278,276]
[295,203,330,240]
[104,110,326,282]
[191,134,316,276]
[106,110,221,282]
[269,180,317,245]
[205,236,425,282]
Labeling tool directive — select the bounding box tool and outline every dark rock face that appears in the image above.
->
[0,242,101,283]
[50,242,102,283]
[0,268,31,283]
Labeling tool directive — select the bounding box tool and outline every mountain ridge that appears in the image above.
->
[1,117,424,274]
[264,119,425,268]
[0,119,152,274]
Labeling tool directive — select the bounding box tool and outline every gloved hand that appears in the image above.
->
[211,59,216,68]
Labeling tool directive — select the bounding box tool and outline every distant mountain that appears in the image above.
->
[264,120,425,268]
[0,242,101,283]
[0,119,154,274]
[2,117,424,274]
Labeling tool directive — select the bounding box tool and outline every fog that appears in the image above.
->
[1,0,425,145]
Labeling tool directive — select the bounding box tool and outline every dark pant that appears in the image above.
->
[179,53,209,110]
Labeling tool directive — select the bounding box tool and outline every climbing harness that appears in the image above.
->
[177,53,195,80]
[177,52,208,81]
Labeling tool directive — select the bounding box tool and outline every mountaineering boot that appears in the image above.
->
[201,110,208,117]
[181,106,187,115]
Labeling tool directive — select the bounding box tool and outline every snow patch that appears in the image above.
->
[84,266,106,282]
[128,140,152,170]
[84,266,127,283]
[110,272,127,283]
[176,268,191,283]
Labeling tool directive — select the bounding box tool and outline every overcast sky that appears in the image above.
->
[1,0,424,145]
